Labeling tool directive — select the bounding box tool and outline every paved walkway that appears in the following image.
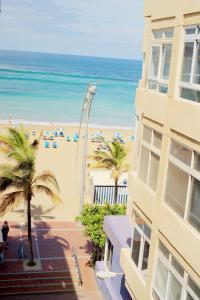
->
[1,221,103,300]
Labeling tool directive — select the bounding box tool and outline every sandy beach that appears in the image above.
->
[0,123,134,224]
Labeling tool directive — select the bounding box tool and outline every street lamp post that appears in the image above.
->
[80,83,96,213]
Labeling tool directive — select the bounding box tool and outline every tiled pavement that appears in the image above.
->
[0,221,103,300]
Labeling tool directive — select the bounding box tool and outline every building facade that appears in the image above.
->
[120,1,200,299]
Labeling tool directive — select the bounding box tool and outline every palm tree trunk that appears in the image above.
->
[114,179,118,204]
[27,196,34,265]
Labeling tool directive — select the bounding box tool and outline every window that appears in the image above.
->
[153,242,200,300]
[180,26,200,103]
[165,162,189,218]
[138,125,162,192]
[104,238,113,270]
[148,29,173,94]
[131,212,151,279]
[165,140,200,233]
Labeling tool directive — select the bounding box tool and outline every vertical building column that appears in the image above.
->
[168,15,184,98]
[139,17,152,89]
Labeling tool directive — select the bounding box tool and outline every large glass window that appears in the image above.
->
[149,152,160,191]
[148,29,173,94]
[161,44,172,80]
[131,212,151,279]
[149,46,160,78]
[180,26,200,103]
[153,242,200,300]
[170,141,192,166]
[181,42,194,82]
[165,162,189,218]
[138,125,162,192]
[165,140,200,234]
[188,178,200,232]
[138,146,150,183]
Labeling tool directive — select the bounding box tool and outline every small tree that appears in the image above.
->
[89,139,129,204]
[76,203,126,263]
[0,127,61,266]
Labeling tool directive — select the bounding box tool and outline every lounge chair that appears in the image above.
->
[49,135,54,140]
[66,135,70,142]
[114,132,122,140]
[73,133,79,142]
[53,142,58,148]
[91,131,104,142]
[54,131,58,137]
[60,131,64,137]
[44,141,50,148]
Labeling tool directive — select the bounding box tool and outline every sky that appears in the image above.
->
[0,0,144,59]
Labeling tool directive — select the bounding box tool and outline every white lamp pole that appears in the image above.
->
[80,83,96,213]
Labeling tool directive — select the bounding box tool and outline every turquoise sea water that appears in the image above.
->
[0,50,142,128]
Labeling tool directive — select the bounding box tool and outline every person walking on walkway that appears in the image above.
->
[1,221,9,244]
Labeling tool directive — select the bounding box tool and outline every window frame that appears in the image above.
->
[131,211,151,280]
[152,242,200,300]
[147,29,174,94]
[138,125,162,192]
[179,25,200,101]
[104,238,113,271]
[164,139,200,234]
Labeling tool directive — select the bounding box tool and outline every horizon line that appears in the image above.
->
[0,48,142,62]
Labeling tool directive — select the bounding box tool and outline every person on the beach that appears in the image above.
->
[1,221,9,244]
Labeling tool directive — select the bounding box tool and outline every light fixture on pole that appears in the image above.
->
[79,83,96,213]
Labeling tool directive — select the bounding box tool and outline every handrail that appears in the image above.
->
[94,185,127,188]
[71,246,83,286]
[93,185,128,205]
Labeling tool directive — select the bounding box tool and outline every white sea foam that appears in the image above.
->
[0,118,135,131]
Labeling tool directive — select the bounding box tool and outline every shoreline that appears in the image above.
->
[0,121,135,222]
[0,119,135,131]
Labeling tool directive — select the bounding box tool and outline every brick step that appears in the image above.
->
[0,282,79,296]
[0,275,79,287]
[41,259,76,271]
[0,269,77,281]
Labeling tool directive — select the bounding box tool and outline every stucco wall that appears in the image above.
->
[122,1,200,299]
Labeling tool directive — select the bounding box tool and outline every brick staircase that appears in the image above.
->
[0,269,80,296]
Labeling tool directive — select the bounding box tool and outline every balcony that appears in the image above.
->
[95,216,132,300]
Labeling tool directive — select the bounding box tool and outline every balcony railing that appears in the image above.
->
[71,246,83,286]
[93,185,128,205]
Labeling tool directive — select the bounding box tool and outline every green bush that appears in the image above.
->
[76,203,126,249]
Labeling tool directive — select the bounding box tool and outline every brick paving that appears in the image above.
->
[0,221,103,300]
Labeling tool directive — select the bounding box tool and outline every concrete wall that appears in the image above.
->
[144,0,200,20]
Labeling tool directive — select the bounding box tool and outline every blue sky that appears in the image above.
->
[0,0,144,59]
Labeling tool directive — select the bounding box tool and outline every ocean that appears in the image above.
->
[0,50,142,128]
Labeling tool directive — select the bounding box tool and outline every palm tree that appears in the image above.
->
[0,127,61,266]
[89,139,129,204]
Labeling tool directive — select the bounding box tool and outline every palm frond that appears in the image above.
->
[0,126,61,217]
[89,139,129,182]
[0,127,25,150]
[32,171,60,192]
[0,163,15,173]
[0,128,36,178]
[0,190,24,216]
[33,184,62,205]
[89,158,116,170]
[0,164,30,192]
[0,164,24,192]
